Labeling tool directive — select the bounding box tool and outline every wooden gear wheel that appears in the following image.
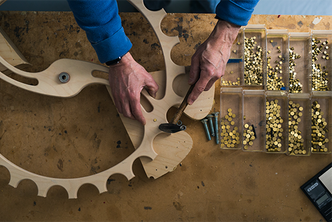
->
[0,0,214,198]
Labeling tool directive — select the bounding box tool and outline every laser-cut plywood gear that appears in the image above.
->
[0,27,29,71]
[0,0,214,198]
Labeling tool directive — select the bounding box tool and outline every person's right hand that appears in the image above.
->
[188,20,240,105]
[108,52,159,125]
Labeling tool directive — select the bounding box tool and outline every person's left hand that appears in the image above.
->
[188,20,240,105]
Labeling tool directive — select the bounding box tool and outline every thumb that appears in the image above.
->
[144,76,159,98]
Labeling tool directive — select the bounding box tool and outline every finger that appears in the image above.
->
[111,89,123,114]
[204,76,219,91]
[121,101,136,121]
[189,55,200,85]
[144,76,159,98]
[130,94,146,125]
[187,74,210,105]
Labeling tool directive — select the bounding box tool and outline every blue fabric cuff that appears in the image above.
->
[216,0,259,26]
[91,27,132,64]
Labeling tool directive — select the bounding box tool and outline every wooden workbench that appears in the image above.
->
[0,11,331,221]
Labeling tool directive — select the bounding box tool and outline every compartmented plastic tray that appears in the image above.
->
[287,93,311,156]
[310,91,332,154]
[219,27,332,156]
[265,91,288,153]
[242,90,265,151]
[266,29,289,91]
[289,32,312,93]
[243,25,267,86]
[220,88,243,149]
[311,30,332,92]
[222,28,244,87]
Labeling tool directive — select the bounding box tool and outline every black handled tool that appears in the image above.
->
[158,84,194,133]
[158,58,242,133]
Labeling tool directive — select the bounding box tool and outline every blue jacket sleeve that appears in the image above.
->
[216,0,259,26]
[67,0,132,64]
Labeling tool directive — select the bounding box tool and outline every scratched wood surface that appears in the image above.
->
[0,12,331,221]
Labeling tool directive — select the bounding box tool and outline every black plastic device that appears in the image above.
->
[301,163,332,222]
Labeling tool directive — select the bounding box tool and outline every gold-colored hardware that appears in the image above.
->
[311,100,329,153]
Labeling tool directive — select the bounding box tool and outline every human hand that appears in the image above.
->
[188,20,240,105]
[108,52,159,125]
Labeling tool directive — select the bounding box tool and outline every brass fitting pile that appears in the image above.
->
[244,36,263,85]
[267,45,285,90]
[266,99,284,152]
[311,101,329,152]
[311,38,330,91]
[220,108,240,148]
[243,123,256,150]
[222,43,241,86]
[289,47,303,93]
[221,77,240,86]
[288,101,305,155]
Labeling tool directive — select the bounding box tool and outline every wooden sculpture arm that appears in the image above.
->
[188,19,240,105]
[108,52,159,125]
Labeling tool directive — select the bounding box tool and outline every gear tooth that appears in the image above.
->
[37,187,49,198]
[68,191,78,199]
[60,183,79,199]
[123,171,135,181]
[9,177,20,188]
[94,182,108,194]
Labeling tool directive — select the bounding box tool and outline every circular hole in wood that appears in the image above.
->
[16,179,38,197]
[0,165,10,185]
[46,185,69,199]
[77,183,100,199]
[172,73,190,98]
[0,83,135,179]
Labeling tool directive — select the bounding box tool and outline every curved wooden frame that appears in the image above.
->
[0,0,214,198]
[0,26,29,71]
